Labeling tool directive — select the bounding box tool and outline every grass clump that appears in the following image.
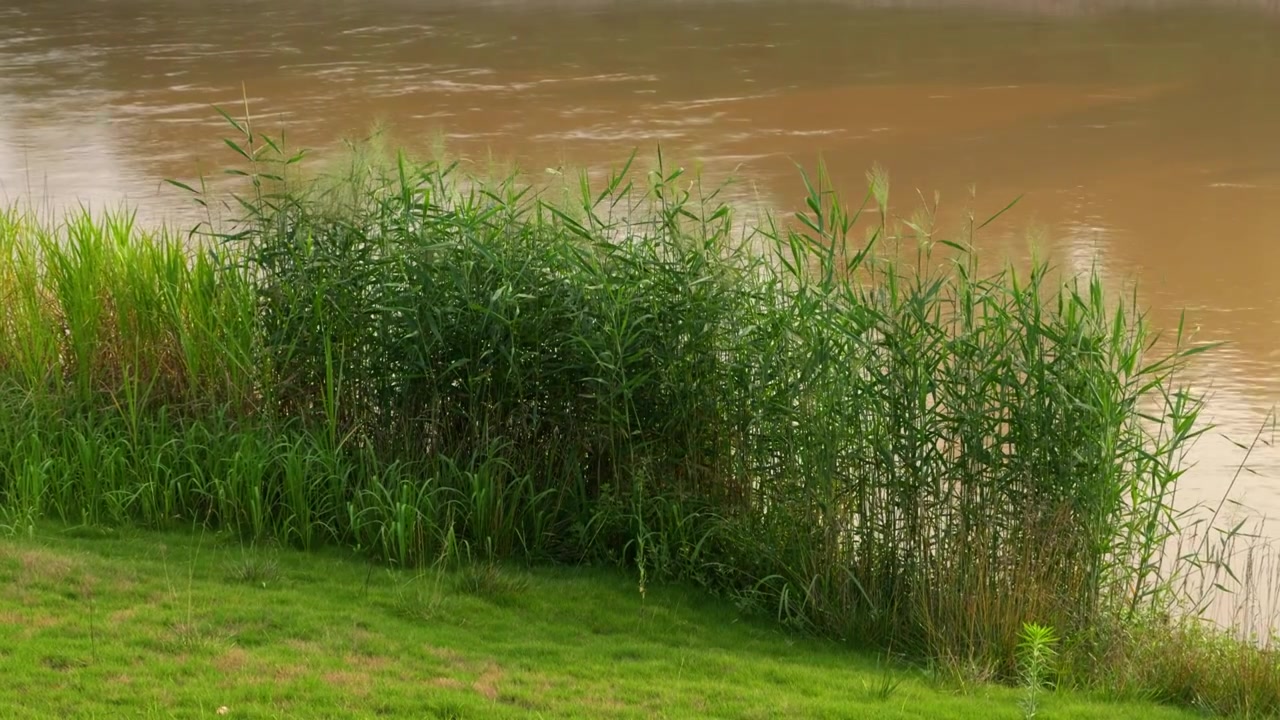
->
[0,107,1264,713]
[223,548,280,588]
[391,573,449,622]
[454,563,529,605]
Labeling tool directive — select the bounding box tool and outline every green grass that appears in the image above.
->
[0,524,1207,720]
[0,106,1275,715]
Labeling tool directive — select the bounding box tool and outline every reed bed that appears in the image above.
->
[0,115,1266,712]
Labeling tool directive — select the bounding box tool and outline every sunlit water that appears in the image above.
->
[3,0,1280,542]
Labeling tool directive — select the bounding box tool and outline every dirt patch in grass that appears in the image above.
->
[342,652,392,673]
[322,670,374,694]
[472,662,504,700]
[214,647,250,673]
[2,609,59,639]
[108,606,140,624]
[109,574,141,596]
[17,548,78,585]
[425,645,464,664]
[270,662,309,683]
[284,638,324,655]
[429,677,465,690]
[421,645,506,699]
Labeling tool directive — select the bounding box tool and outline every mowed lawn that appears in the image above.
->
[0,526,1201,719]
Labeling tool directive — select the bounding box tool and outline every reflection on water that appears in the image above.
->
[2,0,1280,521]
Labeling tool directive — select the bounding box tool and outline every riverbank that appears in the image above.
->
[0,524,1211,719]
[1,119,1278,715]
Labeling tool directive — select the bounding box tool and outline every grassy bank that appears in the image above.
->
[0,112,1276,715]
[0,524,1209,719]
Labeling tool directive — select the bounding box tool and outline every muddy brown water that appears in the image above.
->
[3,0,1280,533]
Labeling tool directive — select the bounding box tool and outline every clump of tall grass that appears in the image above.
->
[0,109,1248,708]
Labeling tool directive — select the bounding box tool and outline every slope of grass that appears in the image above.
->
[0,524,1205,720]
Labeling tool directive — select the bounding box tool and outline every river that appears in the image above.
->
[3,0,1280,532]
